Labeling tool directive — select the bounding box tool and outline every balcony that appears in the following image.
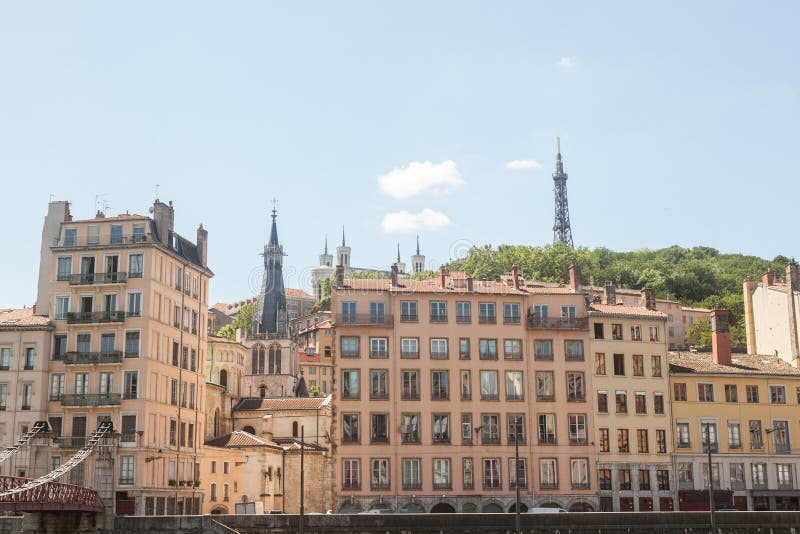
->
[400,351,419,359]
[539,483,559,490]
[338,314,394,327]
[503,316,521,324]
[539,436,557,445]
[456,315,471,324]
[56,436,89,449]
[527,317,589,330]
[369,350,388,359]
[55,235,150,247]
[400,314,418,322]
[481,436,501,446]
[478,316,496,324]
[66,311,126,324]
[430,351,448,360]
[56,351,123,365]
[60,393,122,406]
[504,351,523,360]
[68,272,127,285]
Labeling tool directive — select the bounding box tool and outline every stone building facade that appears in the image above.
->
[743,262,800,365]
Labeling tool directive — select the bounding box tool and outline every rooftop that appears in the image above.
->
[669,352,800,377]
[588,303,667,320]
[337,273,577,295]
[0,308,52,329]
[234,395,332,411]
[204,430,282,449]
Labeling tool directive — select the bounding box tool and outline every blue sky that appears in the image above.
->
[0,1,798,307]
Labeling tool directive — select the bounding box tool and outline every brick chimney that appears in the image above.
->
[641,288,656,311]
[335,265,345,287]
[711,308,732,366]
[568,263,582,291]
[511,264,520,290]
[196,224,208,268]
[762,268,774,286]
[604,284,616,305]
[439,265,446,288]
[390,264,399,287]
[152,199,175,245]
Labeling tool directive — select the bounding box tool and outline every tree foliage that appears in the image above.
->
[215,301,258,340]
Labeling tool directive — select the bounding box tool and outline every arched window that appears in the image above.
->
[242,426,256,435]
[259,385,266,398]
[275,348,281,374]
[292,421,298,437]
[213,409,220,437]
[252,345,265,374]
[210,483,217,502]
[268,347,275,374]
[219,369,228,389]
[268,346,282,374]
[324,346,332,358]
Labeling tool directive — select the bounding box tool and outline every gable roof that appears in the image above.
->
[0,308,52,330]
[204,430,282,449]
[669,352,800,377]
[588,303,667,320]
[234,395,331,411]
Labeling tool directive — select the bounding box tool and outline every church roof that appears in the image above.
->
[234,395,332,411]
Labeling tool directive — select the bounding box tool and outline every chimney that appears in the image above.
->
[511,264,520,290]
[152,199,175,245]
[743,277,757,354]
[196,224,208,268]
[335,265,345,287]
[390,264,399,287]
[95,210,105,219]
[604,284,616,305]
[439,265,446,288]
[641,288,656,311]
[466,277,474,292]
[763,268,774,286]
[711,308,732,365]
[568,263,582,291]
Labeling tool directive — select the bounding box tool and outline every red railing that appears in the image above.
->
[0,476,103,512]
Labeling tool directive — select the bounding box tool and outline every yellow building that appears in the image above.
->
[670,309,800,511]
[588,287,674,512]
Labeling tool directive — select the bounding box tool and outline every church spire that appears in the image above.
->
[397,242,401,263]
[256,204,287,335]
[416,235,420,255]
[324,234,328,255]
[268,204,279,246]
[342,226,346,247]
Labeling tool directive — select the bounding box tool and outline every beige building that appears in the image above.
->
[0,307,53,479]
[202,429,332,515]
[588,287,674,511]
[330,264,597,513]
[206,336,248,439]
[670,308,800,511]
[743,262,800,366]
[38,199,212,516]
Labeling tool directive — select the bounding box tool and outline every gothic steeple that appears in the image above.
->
[394,242,406,274]
[255,204,287,335]
[337,226,351,268]
[410,235,425,274]
[319,233,333,268]
[552,137,574,248]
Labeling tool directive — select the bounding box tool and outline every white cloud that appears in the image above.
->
[505,159,543,170]
[378,160,464,199]
[380,209,453,233]
[558,56,578,68]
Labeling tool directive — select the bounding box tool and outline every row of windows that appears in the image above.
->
[56,253,144,280]
[340,412,590,446]
[0,383,33,410]
[340,337,584,361]
[593,323,661,343]
[48,371,141,400]
[0,347,37,371]
[596,390,666,415]
[598,428,668,453]
[594,353,663,378]
[342,456,590,492]
[678,461,795,489]
[675,419,791,453]
[674,382,799,405]
[344,301,535,323]
[599,468,671,491]
[53,292,143,319]
[60,223,146,247]
[340,369,588,403]
[52,331,141,358]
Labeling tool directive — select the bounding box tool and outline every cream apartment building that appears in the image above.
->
[588,287,674,511]
[330,264,597,513]
[38,199,212,516]
[0,307,53,478]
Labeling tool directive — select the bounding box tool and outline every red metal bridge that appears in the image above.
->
[0,476,102,512]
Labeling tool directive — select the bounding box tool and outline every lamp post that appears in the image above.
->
[299,425,305,534]
[705,423,716,534]
[513,415,522,534]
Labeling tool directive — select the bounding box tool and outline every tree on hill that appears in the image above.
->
[216,301,257,340]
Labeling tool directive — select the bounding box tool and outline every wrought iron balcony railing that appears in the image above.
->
[60,393,122,406]
[68,272,127,285]
[527,317,589,330]
[56,351,123,365]
[66,311,126,324]
[338,314,394,327]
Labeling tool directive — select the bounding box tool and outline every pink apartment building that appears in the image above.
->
[330,264,597,513]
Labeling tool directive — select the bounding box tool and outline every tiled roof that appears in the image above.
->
[588,303,667,319]
[669,352,800,377]
[297,319,332,335]
[0,308,52,329]
[286,288,314,299]
[273,438,328,452]
[234,395,332,411]
[204,430,282,449]
[69,213,150,223]
[211,303,228,312]
[681,306,710,313]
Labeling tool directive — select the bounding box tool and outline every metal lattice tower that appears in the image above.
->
[552,137,574,247]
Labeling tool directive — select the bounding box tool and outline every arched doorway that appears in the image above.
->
[242,426,256,435]
[482,503,504,513]
[569,502,594,512]
[338,502,361,514]
[430,503,455,513]
[400,502,425,513]
[210,505,228,514]
[462,502,478,513]
[508,503,529,513]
